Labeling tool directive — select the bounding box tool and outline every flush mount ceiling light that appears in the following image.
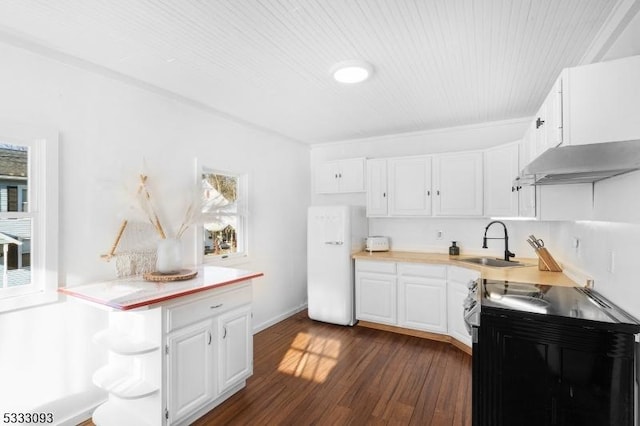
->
[330,60,374,84]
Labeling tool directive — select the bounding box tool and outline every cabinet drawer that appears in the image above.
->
[398,263,446,279]
[356,260,396,274]
[166,284,251,333]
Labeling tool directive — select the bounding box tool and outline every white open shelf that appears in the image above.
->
[92,401,152,426]
[93,329,159,355]
[92,365,158,400]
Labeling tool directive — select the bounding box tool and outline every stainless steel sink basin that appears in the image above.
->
[458,257,529,268]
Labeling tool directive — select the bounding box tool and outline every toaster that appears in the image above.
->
[366,236,390,252]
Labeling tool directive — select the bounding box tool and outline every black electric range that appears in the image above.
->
[467,279,640,426]
[478,279,640,332]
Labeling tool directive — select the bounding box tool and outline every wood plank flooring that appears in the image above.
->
[194,311,472,425]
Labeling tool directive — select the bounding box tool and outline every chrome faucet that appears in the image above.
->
[482,220,515,261]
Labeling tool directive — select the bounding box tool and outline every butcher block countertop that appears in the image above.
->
[352,251,578,287]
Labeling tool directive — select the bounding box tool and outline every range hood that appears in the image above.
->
[517,139,640,185]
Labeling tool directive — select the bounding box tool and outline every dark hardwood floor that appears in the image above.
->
[194,311,472,425]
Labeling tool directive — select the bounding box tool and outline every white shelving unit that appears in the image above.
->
[92,365,159,400]
[91,308,163,426]
[93,329,159,356]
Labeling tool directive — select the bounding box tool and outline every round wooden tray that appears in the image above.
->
[143,269,198,282]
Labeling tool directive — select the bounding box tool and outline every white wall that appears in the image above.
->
[0,41,310,420]
[549,170,640,317]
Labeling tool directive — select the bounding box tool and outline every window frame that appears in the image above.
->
[196,162,249,266]
[0,121,58,312]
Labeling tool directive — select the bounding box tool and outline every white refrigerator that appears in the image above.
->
[307,205,367,326]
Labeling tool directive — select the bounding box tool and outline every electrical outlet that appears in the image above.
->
[572,237,580,249]
[436,230,443,240]
[572,237,580,258]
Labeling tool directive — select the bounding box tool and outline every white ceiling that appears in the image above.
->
[0,0,637,144]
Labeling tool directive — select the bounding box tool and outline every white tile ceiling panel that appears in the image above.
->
[0,0,628,143]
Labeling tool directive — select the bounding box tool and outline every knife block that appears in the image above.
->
[536,247,563,272]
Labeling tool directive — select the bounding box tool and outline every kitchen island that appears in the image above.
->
[60,266,263,426]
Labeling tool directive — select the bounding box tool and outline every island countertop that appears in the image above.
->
[59,266,263,310]
[352,250,579,287]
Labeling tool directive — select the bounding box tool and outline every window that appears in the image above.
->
[0,122,58,312]
[200,168,247,262]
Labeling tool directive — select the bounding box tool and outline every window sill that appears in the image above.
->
[202,254,251,268]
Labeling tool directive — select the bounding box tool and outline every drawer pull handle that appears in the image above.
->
[208,331,212,345]
[210,303,223,309]
[223,326,227,339]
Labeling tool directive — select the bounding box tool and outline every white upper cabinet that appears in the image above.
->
[484,142,519,217]
[484,141,536,218]
[563,55,640,146]
[388,156,432,216]
[315,157,365,193]
[531,76,563,159]
[433,151,483,216]
[523,55,640,167]
[366,158,388,217]
[517,139,537,218]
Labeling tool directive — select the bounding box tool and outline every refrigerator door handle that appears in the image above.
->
[324,241,344,245]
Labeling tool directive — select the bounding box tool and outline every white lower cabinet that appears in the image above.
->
[447,267,480,348]
[167,320,215,424]
[91,282,253,426]
[356,260,478,349]
[397,263,447,333]
[218,305,253,393]
[355,261,397,325]
[164,284,253,425]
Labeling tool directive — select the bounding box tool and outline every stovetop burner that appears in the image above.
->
[479,279,639,328]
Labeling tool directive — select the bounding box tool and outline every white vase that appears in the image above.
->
[156,238,183,274]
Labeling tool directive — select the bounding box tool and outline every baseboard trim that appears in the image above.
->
[31,390,105,426]
[252,303,308,334]
[357,321,472,355]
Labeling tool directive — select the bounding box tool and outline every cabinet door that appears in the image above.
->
[564,55,640,146]
[167,320,215,424]
[544,76,563,149]
[484,142,519,217]
[338,158,365,193]
[532,101,548,160]
[433,152,483,216]
[397,276,447,333]
[356,271,397,325]
[366,159,388,216]
[447,280,472,347]
[315,161,340,193]
[516,139,537,218]
[388,156,432,216]
[517,185,536,218]
[218,305,253,393]
[533,75,563,161]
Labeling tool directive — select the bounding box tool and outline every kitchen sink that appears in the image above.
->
[458,257,529,268]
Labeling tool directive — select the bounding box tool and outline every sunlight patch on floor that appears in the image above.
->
[277,332,341,383]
